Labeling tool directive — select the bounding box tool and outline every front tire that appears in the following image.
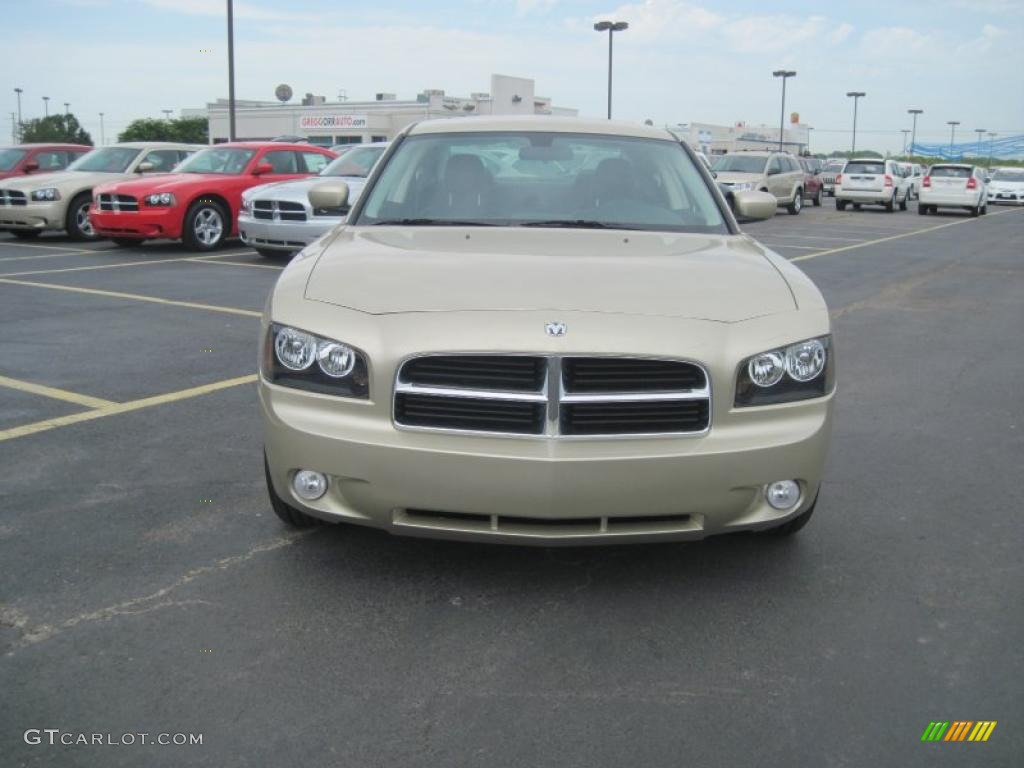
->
[899,194,908,212]
[813,187,822,207]
[836,200,847,211]
[65,192,97,240]
[885,193,896,213]
[918,203,928,215]
[182,199,228,251]
[265,455,322,528]
[787,189,803,215]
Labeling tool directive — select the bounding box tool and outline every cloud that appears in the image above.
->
[830,23,854,44]
[588,0,724,44]
[140,0,316,22]
[516,0,558,15]
[721,14,828,53]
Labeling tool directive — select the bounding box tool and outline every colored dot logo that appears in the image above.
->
[200,499,213,503]
[200,649,213,653]
[201,348,213,353]
[199,49,213,53]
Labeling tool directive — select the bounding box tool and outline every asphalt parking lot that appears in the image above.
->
[2,200,1022,766]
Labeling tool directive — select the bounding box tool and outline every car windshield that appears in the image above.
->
[711,155,767,174]
[67,147,141,173]
[825,162,844,171]
[354,131,727,233]
[0,148,28,171]
[176,148,256,175]
[992,170,1024,181]
[845,161,886,175]
[929,166,972,178]
[321,146,386,178]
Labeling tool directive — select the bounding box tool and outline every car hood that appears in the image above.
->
[304,228,796,322]
[243,175,370,203]
[714,172,764,185]
[0,169,130,192]
[96,173,221,194]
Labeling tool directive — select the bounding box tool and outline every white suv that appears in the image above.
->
[834,157,910,212]
[919,164,988,217]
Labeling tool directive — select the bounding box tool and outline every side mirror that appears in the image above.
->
[984,177,991,184]
[308,180,350,211]
[22,161,39,173]
[252,162,274,176]
[137,161,155,173]
[733,190,777,221]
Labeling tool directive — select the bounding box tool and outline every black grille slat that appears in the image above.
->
[562,401,709,436]
[563,358,705,393]
[395,393,544,434]
[402,356,546,392]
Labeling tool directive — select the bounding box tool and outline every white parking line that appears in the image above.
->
[0,240,115,253]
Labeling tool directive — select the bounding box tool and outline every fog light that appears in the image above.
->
[766,480,800,510]
[292,469,327,500]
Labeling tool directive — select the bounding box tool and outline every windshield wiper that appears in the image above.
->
[369,218,498,226]
[518,219,643,230]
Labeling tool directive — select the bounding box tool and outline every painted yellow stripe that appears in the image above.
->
[1,251,275,278]
[0,250,98,262]
[789,206,1024,263]
[0,374,117,409]
[980,721,996,742]
[0,374,257,442]
[186,256,284,270]
[0,240,110,252]
[968,722,985,741]
[0,277,261,317]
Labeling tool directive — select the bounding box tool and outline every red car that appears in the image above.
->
[798,157,824,206]
[89,142,336,249]
[0,143,92,180]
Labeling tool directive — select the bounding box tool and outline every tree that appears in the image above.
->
[20,114,92,145]
[118,116,208,144]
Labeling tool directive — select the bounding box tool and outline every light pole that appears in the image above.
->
[908,108,923,160]
[593,20,628,120]
[43,96,50,117]
[772,70,796,151]
[987,131,997,169]
[14,87,23,142]
[901,129,910,158]
[947,120,960,155]
[974,128,985,161]
[227,0,237,140]
[99,112,105,145]
[64,102,70,115]
[162,109,173,120]
[846,91,865,155]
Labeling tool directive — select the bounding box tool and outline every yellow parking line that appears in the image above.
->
[0,251,274,278]
[186,257,284,271]
[0,277,261,317]
[0,374,258,442]
[789,208,1021,263]
[0,374,117,409]
[0,250,99,262]
[0,240,112,252]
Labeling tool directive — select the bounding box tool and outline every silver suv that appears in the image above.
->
[711,151,806,215]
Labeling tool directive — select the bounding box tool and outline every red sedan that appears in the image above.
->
[89,142,336,249]
[0,143,91,180]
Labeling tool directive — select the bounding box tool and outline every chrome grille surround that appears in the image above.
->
[252,199,308,221]
[393,353,711,439]
[97,193,139,212]
[0,189,27,206]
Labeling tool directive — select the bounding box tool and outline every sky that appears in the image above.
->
[4,0,1023,153]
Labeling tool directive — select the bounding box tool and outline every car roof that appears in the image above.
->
[2,143,92,149]
[333,141,390,149]
[109,141,206,150]
[406,115,674,141]
[209,141,335,151]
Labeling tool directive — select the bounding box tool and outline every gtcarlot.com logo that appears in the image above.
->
[921,721,997,742]
[24,729,203,747]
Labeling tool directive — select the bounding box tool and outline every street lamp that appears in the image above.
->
[772,70,796,152]
[846,91,865,155]
[42,96,50,117]
[99,112,105,145]
[908,108,923,160]
[14,87,23,141]
[227,0,237,140]
[64,102,70,115]
[974,128,985,160]
[986,131,997,169]
[947,120,960,154]
[900,129,910,157]
[162,109,173,120]
[593,20,628,120]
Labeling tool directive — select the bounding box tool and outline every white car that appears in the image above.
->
[834,157,910,212]
[987,168,1024,206]
[919,164,988,217]
[895,162,924,200]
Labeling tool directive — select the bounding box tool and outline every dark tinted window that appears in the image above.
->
[33,150,69,170]
[262,150,299,174]
[845,161,885,175]
[930,166,972,178]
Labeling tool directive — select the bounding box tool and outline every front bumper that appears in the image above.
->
[89,207,183,240]
[0,200,65,231]
[238,213,339,252]
[260,309,834,545]
[988,191,1023,204]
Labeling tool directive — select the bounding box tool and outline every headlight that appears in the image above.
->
[30,188,60,201]
[735,335,833,407]
[240,198,252,214]
[262,323,369,398]
[144,193,175,206]
[730,182,755,192]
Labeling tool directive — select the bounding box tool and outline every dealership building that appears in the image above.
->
[670,120,813,156]
[193,74,577,146]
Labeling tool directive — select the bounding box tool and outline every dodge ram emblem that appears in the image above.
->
[545,322,567,337]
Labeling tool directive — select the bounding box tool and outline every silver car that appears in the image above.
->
[239,142,389,257]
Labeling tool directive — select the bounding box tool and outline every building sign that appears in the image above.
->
[299,114,368,131]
